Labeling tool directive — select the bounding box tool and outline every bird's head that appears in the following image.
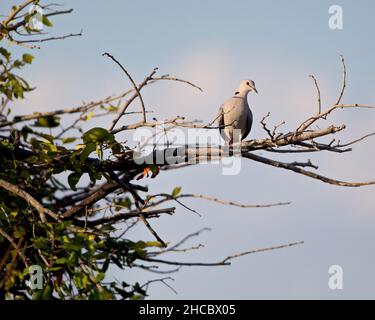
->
[238,79,258,94]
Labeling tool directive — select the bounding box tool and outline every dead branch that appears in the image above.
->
[141,276,177,295]
[15,30,82,47]
[149,193,290,209]
[148,228,210,256]
[141,241,304,267]
[309,74,321,114]
[335,55,346,105]
[74,207,176,227]
[152,75,203,92]
[243,153,375,187]
[103,52,148,124]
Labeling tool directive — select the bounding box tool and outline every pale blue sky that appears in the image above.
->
[2,0,375,299]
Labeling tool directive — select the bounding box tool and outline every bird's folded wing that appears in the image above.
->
[242,111,253,140]
[217,105,229,142]
[216,105,224,127]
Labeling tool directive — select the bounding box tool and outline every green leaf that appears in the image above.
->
[143,241,164,248]
[102,259,110,272]
[68,172,83,191]
[21,126,32,141]
[48,266,63,272]
[20,170,30,179]
[80,143,96,163]
[88,170,102,185]
[115,197,132,211]
[96,272,105,282]
[172,186,182,197]
[0,48,10,59]
[82,127,114,144]
[84,111,94,121]
[111,142,123,155]
[14,227,25,238]
[13,60,23,68]
[63,242,82,251]
[67,252,79,265]
[90,288,114,300]
[33,285,53,300]
[22,54,34,64]
[62,137,77,144]
[42,15,53,27]
[107,105,118,112]
[33,237,49,250]
[34,116,60,128]
[55,257,68,265]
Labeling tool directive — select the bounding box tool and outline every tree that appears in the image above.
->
[0,1,374,300]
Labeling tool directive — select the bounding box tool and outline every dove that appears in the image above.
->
[217,79,258,144]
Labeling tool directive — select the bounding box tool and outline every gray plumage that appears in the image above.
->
[217,79,258,144]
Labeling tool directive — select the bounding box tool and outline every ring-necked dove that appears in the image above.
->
[217,79,258,144]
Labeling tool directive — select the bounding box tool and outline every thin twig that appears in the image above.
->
[222,241,304,263]
[0,227,29,267]
[15,30,82,45]
[156,193,291,209]
[309,74,321,114]
[106,171,167,247]
[141,276,177,295]
[152,75,203,92]
[335,54,346,105]
[243,153,375,187]
[336,131,375,148]
[103,52,148,125]
[142,241,304,266]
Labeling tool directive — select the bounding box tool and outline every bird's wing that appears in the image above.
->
[216,105,225,135]
[216,105,228,141]
[242,109,253,141]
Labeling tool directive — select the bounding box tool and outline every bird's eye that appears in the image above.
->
[246,82,250,85]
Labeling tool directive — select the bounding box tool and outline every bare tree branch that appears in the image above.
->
[152,75,203,92]
[149,193,290,209]
[75,207,176,227]
[335,54,346,105]
[309,74,321,114]
[243,153,375,187]
[149,228,210,256]
[103,52,150,127]
[141,276,177,295]
[15,30,82,47]
[141,241,304,266]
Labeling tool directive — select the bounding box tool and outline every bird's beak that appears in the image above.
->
[252,85,258,94]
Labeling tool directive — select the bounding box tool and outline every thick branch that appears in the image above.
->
[61,180,120,218]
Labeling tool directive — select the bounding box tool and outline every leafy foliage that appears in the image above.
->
[0,47,33,100]
[0,1,172,300]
